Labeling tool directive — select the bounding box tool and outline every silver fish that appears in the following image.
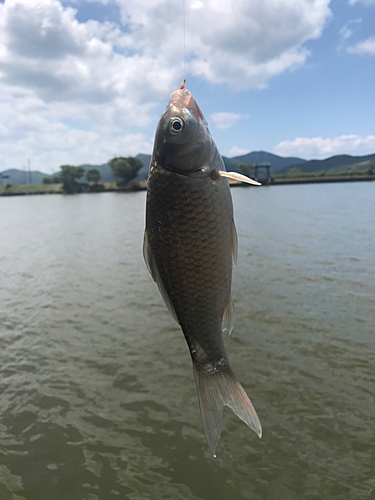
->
[143,86,261,455]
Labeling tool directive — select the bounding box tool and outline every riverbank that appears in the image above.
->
[0,183,63,196]
[0,181,148,196]
[1,175,373,196]
[228,172,374,187]
[271,173,374,185]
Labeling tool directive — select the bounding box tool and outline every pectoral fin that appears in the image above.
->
[222,297,235,335]
[143,231,179,324]
[218,171,261,186]
[231,219,238,266]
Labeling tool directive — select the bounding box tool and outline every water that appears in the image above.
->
[0,183,374,500]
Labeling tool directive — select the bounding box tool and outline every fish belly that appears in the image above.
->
[146,166,233,368]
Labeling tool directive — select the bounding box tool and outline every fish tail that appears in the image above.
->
[193,363,262,456]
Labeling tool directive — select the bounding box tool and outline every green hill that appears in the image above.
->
[0,169,50,185]
[222,151,306,173]
[133,151,306,179]
[278,153,375,175]
[2,151,374,186]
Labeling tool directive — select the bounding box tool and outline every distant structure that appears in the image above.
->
[28,159,32,184]
[254,163,271,185]
[0,173,10,185]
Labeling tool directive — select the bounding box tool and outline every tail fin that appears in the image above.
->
[193,364,262,456]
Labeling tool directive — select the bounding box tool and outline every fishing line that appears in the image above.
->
[182,0,186,79]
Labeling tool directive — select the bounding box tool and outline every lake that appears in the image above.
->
[0,182,374,500]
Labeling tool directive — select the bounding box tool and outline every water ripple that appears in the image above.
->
[0,186,374,499]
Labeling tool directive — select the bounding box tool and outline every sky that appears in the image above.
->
[0,0,374,174]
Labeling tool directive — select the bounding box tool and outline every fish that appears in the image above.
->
[143,85,262,456]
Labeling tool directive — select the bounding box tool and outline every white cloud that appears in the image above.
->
[339,18,362,41]
[228,146,249,157]
[349,0,375,5]
[0,0,173,172]
[0,0,332,172]
[0,94,153,172]
[347,36,375,54]
[114,0,331,90]
[210,112,246,130]
[0,0,175,106]
[340,25,353,40]
[274,135,375,159]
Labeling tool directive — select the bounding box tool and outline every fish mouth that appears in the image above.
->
[168,88,206,123]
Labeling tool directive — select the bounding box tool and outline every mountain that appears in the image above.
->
[3,151,373,186]
[222,151,306,173]
[0,169,51,185]
[278,153,375,174]
[129,151,307,178]
[0,154,151,185]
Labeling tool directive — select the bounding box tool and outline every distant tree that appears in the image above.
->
[85,168,101,184]
[366,166,374,176]
[286,167,303,178]
[52,175,61,184]
[42,176,60,184]
[59,165,84,194]
[237,163,253,176]
[109,157,142,187]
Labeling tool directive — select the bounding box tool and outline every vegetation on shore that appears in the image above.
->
[273,165,374,180]
[0,183,63,195]
[1,157,374,196]
[0,156,145,196]
[0,180,147,196]
[0,156,144,196]
[108,157,143,187]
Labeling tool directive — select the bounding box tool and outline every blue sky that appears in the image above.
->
[0,0,374,174]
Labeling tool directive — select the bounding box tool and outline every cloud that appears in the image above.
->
[0,0,332,172]
[340,26,353,40]
[349,0,375,5]
[111,0,332,90]
[228,146,249,157]
[339,18,362,41]
[274,135,375,159]
[0,93,153,171]
[0,0,176,107]
[347,36,375,54]
[209,112,246,130]
[0,0,173,171]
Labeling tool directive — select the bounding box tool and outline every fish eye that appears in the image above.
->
[169,117,184,135]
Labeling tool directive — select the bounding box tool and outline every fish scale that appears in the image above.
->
[147,166,230,361]
[144,86,262,455]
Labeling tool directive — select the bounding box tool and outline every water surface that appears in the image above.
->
[0,183,374,499]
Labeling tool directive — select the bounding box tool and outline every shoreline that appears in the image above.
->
[0,175,373,197]
[270,174,374,185]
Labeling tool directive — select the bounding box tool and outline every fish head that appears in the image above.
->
[152,88,218,173]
